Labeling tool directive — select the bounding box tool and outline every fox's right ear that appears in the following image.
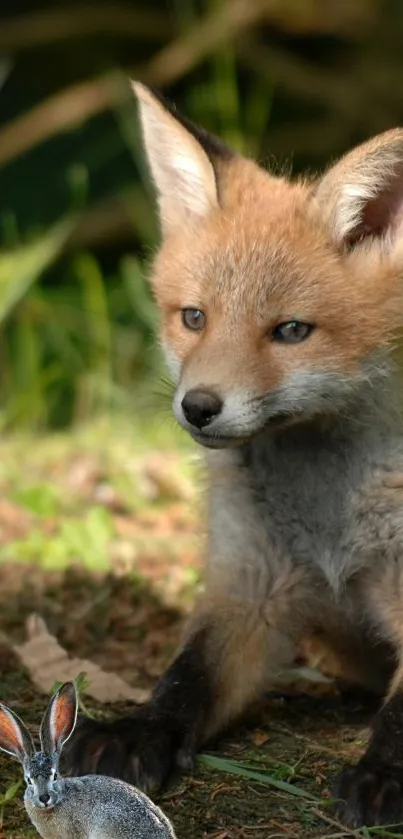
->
[132,82,229,235]
[315,128,403,250]
[0,704,35,762]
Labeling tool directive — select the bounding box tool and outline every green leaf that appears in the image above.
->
[75,672,90,694]
[0,217,76,322]
[0,779,22,805]
[14,483,60,517]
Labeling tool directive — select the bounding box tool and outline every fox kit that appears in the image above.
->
[67,83,403,829]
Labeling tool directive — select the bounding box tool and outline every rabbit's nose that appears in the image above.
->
[39,793,51,806]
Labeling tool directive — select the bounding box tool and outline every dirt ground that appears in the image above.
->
[0,420,392,838]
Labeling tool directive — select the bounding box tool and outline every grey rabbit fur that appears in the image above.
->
[0,681,176,839]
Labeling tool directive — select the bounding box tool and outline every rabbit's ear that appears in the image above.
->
[40,682,78,755]
[0,704,35,762]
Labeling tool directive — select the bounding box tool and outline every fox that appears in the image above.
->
[65,82,403,829]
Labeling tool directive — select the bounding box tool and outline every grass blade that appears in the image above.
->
[0,216,75,322]
[198,754,320,801]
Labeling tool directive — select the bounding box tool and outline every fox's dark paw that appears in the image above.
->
[63,708,195,793]
[334,760,403,829]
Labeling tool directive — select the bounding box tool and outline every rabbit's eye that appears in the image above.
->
[27,778,33,785]
[53,773,58,780]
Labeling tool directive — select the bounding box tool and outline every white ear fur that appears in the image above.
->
[132,82,218,234]
[315,129,403,247]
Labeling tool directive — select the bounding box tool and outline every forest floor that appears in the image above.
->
[0,417,389,838]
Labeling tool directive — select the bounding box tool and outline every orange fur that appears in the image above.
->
[150,152,403,402]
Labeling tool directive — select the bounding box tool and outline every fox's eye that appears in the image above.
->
[181,308,206,331]
[272,321,314,344]
[27,777,33,785]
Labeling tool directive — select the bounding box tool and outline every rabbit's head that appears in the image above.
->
[0,682,77,811]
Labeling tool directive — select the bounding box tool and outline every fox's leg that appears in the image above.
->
[64,564,322,791]
[334,566,403,829]
[310,623,394,697]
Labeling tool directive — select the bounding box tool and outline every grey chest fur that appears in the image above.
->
[208,417,403,591]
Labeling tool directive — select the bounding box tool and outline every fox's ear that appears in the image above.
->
[132,82,229,235]
[315,129,403,249]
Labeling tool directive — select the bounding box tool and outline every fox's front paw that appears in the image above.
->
[334,760,403,828]
[63,707,192,793]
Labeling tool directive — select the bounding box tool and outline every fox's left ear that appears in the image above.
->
[132,82,232,236]
[314,128,403,250]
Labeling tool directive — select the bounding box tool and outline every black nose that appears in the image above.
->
[39,793,51,805]
[181,389,223,429]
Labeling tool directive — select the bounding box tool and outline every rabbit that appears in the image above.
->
[0,681,177,839]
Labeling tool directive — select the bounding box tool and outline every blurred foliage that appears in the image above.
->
[0,0,402,428]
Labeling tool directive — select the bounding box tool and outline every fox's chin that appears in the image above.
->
[186,412,300,448]
[189,431,247,449]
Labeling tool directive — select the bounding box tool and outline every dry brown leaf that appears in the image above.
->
[135,454,195,503]
[251,730,270,747]
[12,613,150,704]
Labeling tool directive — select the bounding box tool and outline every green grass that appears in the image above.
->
[0,413,198,571]
[198,754,323,801]
[0,237,164,430]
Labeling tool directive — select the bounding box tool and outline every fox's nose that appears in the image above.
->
[181,389,223,429]
[39,793,51,806]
